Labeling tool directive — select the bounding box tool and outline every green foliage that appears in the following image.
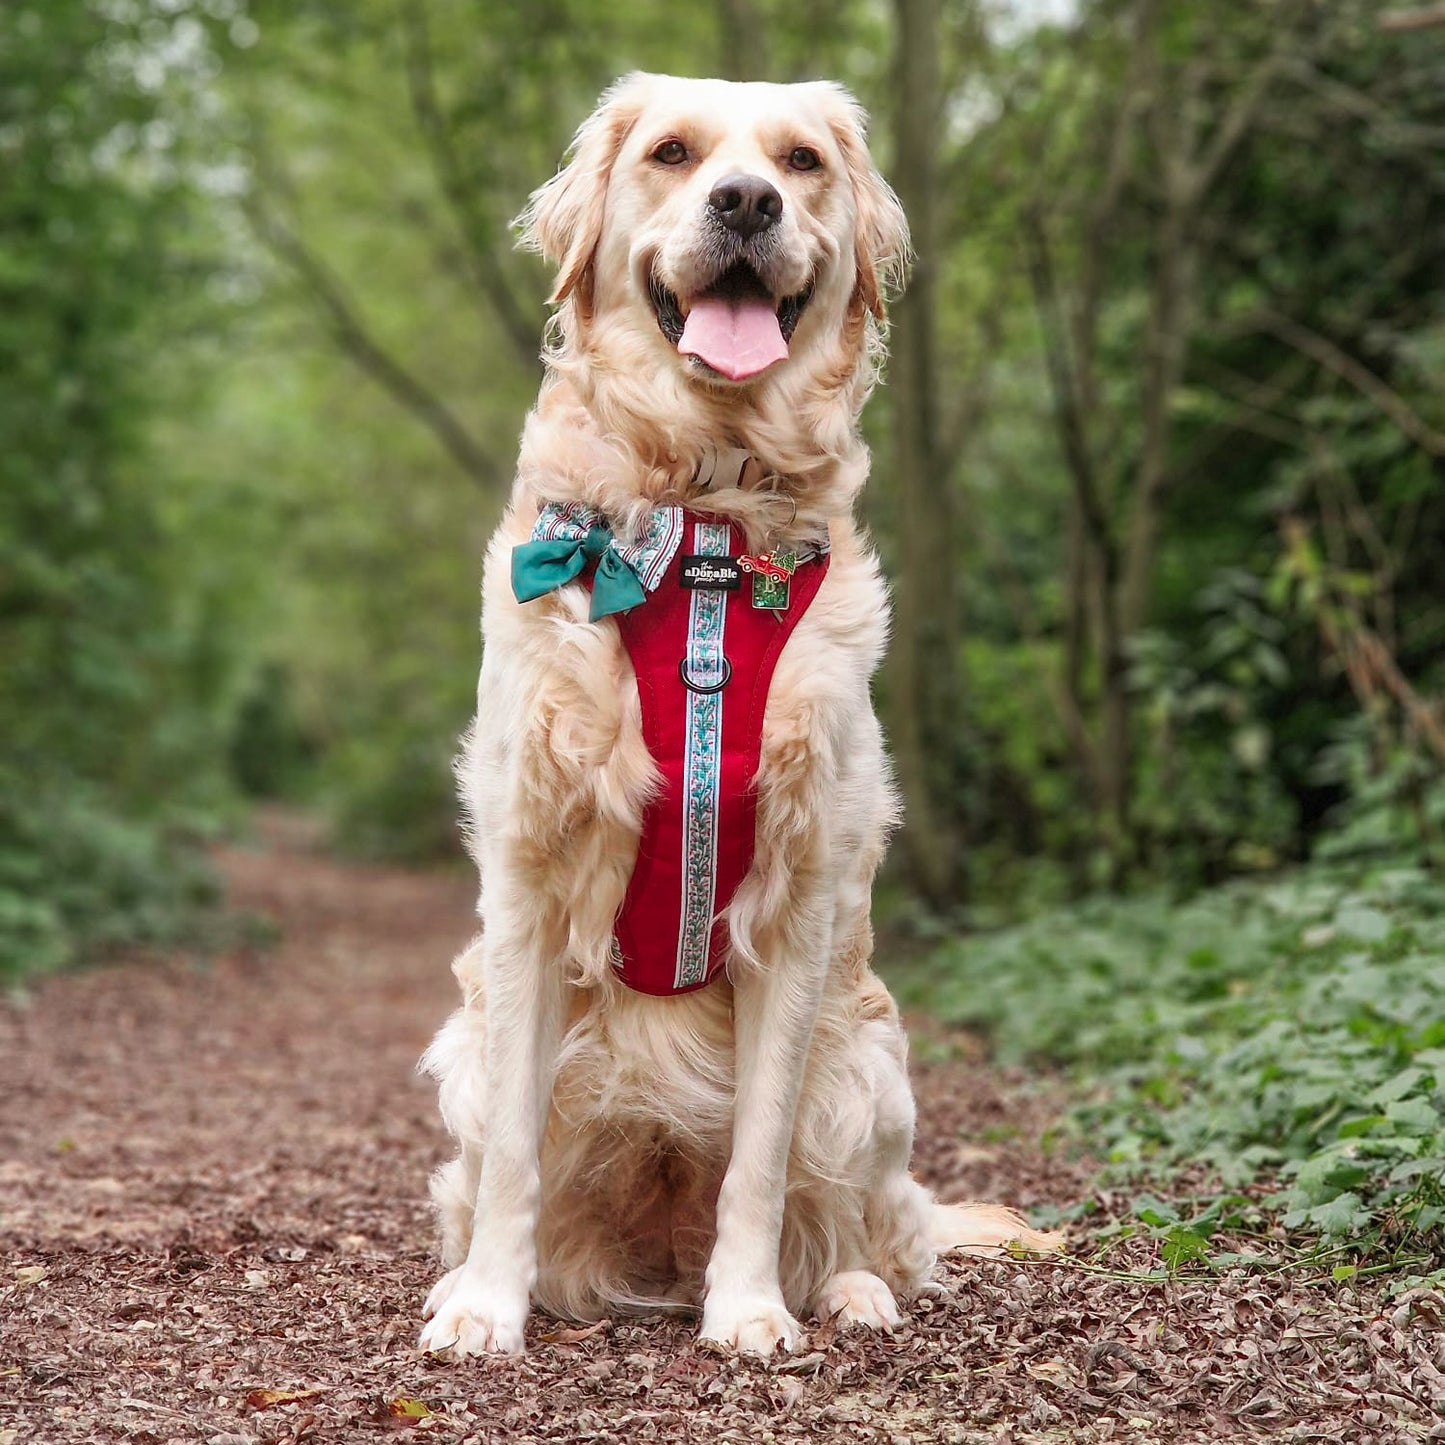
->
[0,1,242,979]
[1311,720,1445,868]
[1127,570,1300,879]
[936,0,1445,897]
[0,777,221,985]
[6,0,1445,982]
[897,862,1445,1262]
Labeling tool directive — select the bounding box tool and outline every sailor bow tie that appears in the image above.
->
[511,502,686,622]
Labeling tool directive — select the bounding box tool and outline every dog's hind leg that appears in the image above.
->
[817,1017,934,1327]
[421,947,489,1275]
[816,1269,902,1329]
[928,1201,1065,1257]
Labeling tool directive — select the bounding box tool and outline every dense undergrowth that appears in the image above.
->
[898,857,1445,1281]
[0,780,233,986]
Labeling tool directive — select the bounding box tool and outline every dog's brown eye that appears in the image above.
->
[652,139,689,166]
[787,146,821,172]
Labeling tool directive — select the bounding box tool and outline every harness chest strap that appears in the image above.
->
[603,514,829,994]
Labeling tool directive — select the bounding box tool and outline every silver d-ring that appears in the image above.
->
[678,655,731,694]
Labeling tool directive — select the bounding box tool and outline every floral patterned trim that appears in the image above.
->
[531,502,684,594]
[675,520,731,989]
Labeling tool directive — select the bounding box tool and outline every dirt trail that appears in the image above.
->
[1,823,1439,1444]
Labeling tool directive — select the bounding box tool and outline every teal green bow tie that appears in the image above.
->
[512,519,650,622]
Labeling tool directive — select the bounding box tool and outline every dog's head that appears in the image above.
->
[519,73,908,407]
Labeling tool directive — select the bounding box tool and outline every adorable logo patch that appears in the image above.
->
[679,556,743,590]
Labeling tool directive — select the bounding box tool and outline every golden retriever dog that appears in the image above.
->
[418,72,1055,1361]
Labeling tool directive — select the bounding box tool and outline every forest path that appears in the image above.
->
[1,819,1433,1444]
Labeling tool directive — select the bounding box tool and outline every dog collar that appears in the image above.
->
[692,446,755,492]
[512,502,685,622]
[512,498,826,621]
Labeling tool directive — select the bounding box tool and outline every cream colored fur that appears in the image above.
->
[418,73,1058,1362]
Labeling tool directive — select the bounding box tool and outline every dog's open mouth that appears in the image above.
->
[649,262,813,382]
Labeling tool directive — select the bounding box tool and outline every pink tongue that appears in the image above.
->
[678,295,788,381]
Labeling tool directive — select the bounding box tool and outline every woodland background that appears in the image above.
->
[3,0,1444,1271]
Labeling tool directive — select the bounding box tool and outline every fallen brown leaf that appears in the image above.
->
[246,1387,326,1410]
[537,1319,609,1345]
[773,1349,827,1375]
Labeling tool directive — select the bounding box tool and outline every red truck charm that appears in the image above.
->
[737,553,794,585]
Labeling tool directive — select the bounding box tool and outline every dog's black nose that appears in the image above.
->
[707,174,783,238]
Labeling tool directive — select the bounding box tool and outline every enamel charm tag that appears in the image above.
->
[738,550,797,610]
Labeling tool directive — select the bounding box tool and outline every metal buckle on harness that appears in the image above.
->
[677,655,732,694]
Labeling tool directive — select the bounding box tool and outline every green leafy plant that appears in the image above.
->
[0,778,223,986]
[896,861,1445,1272]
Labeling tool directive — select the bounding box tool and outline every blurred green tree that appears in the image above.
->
[206,0,1445,894]
[0,0,237,976]
[6,0,1445,981]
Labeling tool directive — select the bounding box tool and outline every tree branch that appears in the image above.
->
[1187,47,1283,204]
[1281,55,1445,150]
[1247,309,1445,458]
[1282,518,1445,761]
[1119,207,1194,635]
[245,193,505,493]
[1381,7,1445,30]
[1023,210,1116,579]
[400,0,541,372]
[1024,207,1133,838]
[1118,26,1309,637]
[1095,0,1156,226]
[1075,0,1155,395]
[1167,355,1312,482]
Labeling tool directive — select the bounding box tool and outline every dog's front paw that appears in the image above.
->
[816,1270,901,1331]
[421,1266,464,1321]
[699,1292,803,1357]
[418,1274,528,1358]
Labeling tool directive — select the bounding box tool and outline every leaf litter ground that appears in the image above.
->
[2,820,1442,1444]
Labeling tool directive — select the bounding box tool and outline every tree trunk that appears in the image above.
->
[887,0,964,907]
[1121,207,1194,637]
[717,0,768,81]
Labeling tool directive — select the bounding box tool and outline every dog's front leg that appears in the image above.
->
[418,915,566,1358]
[700,922,829,1355]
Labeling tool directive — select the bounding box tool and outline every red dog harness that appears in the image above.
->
[512,502,829,995]
[608,513,828,994]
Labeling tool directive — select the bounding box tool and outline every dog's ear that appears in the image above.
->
[517,74,651,307]
[818,86,911,320]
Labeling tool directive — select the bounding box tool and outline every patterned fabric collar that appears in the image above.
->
[512,495,829,624]
[510,502,685,622]
[531,500,685,593]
